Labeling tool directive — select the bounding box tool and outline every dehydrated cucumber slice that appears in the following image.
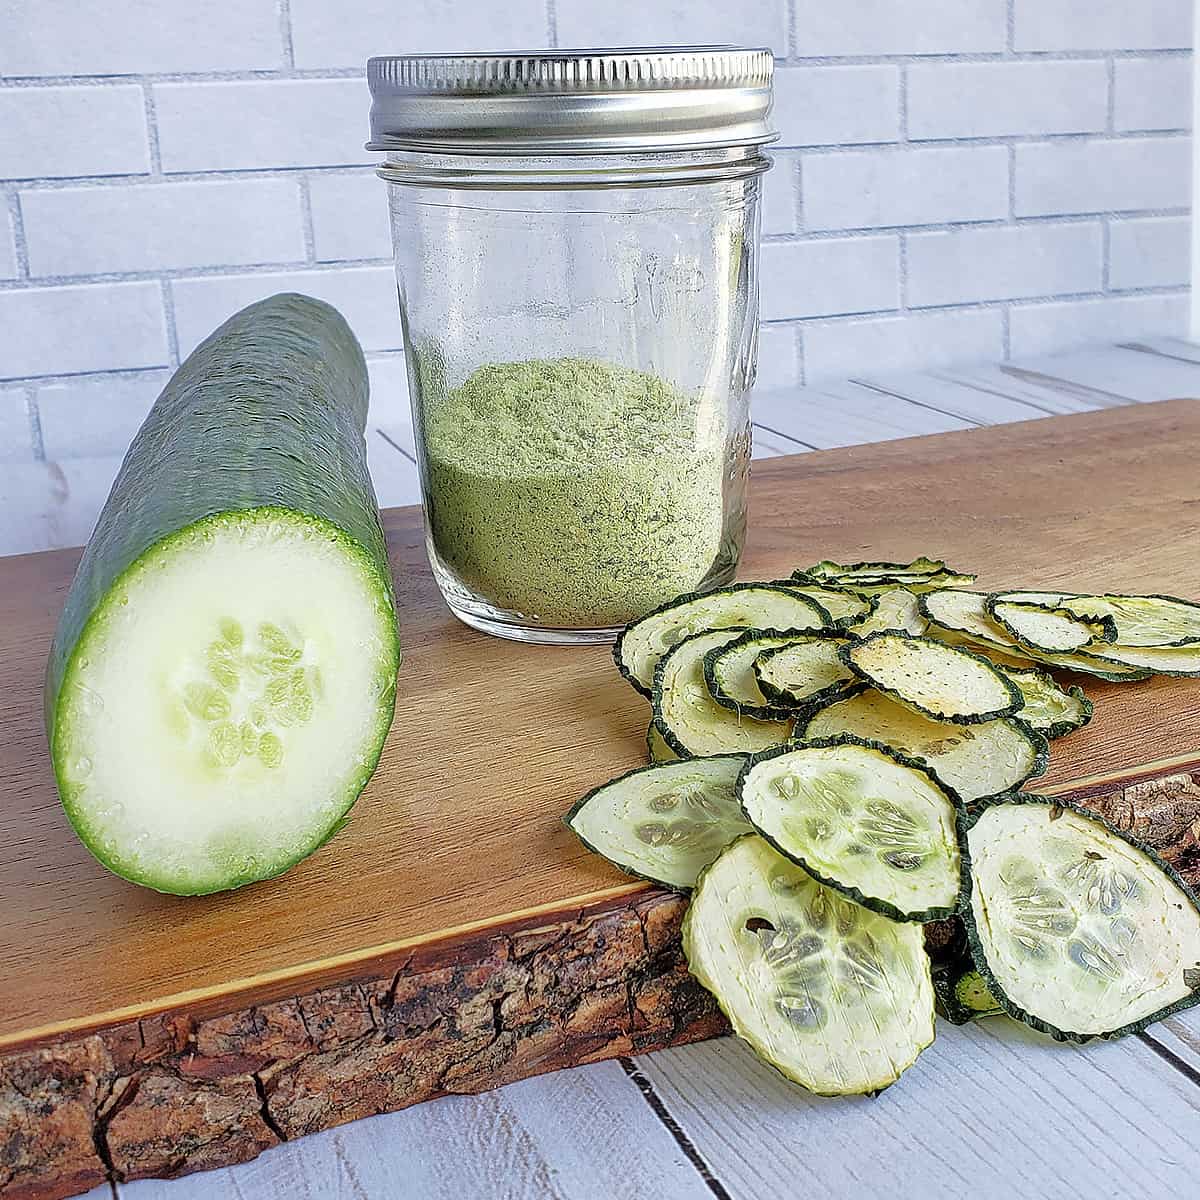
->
[1001,591,1200,648]
[922,591,1149,681]
[1062,640,1200,678]
[848,587,927,637]
[647,722,679,764]
[615,585,830,697]
[996,665,1092,740]
[565,757,750,891]
[738,738,964,922]
[987,597,1116,653]
[654,629,794,758]
[704,631,811,720]
[781,577,876,627]
[683,834,936,1095]
[803,556,974,591]
[964,795,1200,1041]
[754,633,856,711]
[802,687,1048,804]
[841,632,1022,724]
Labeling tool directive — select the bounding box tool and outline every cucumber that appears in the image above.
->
[999,591,1200,649]
[841,632,1022,725]
[931,935,1005,1025]
[738,737,965,922]
[653,629,794,758]
[45,294,401,896]
[802,556,974,592]
[565,756,751,891]
[647,722,680,764]
[963,794,1200,1041]
[847,586,927,637]
[996,665,1092,740]
[703,630,809,720]
[753,632,856,711]
[986,597,1116,653]
[802,687,1048,804]
[780,577,875,626]
[682,834,936,1095]
[615,584,829,697]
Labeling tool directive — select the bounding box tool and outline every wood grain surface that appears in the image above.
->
[3,398,1200,1052]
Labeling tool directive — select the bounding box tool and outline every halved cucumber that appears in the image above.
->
[738,737,964,922]
[801,688,1048,804]
[840,632,1023,724]
[754,633,856,711]
[565,757,750,891]
[647,722,679,764]
[781,577,876,627]
[615,585,830,697]
[964,794,1200,1041]
[46,295,400,896]
[653,629,794,758]
[987,597,1116,653]
[847,587,927,637]
[704,630,813,720]
[1000,591,1200,648]
[682,834,936,1095]
[803,556,974,591]
[996,665,1092,740]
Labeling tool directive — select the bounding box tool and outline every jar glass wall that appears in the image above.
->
[383,147,765,643]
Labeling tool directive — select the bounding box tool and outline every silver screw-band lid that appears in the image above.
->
[366,47,775,154]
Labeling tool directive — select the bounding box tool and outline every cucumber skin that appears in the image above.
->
[45,293,401,893]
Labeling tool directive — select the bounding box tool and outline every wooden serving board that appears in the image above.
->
[4,399,1200,1200]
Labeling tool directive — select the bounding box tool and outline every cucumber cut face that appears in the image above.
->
[53,510,398,895]
[647,722,680,764]
[996,665,1093,740]
[965,796,1200,1041]
[987,598,1115,653]
[615,585,830,697]
[704,631,811,720]
[841,632,1022,724]
[739,739,964,922]
[566,757,750,891]
[654,629,794,758]
[754,634,856,711]
[848,587,927,637]
[802,688,1047,804]
[683,834,936,1095]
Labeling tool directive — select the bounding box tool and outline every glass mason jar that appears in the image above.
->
[367,49,775,643]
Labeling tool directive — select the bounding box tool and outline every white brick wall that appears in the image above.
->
[0,0,1193,466]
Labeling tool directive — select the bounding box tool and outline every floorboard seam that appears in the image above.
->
[618,1057,735,1200]
[1137,1031,1200,1090]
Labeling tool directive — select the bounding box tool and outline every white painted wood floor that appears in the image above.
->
[11,337,1200,1200]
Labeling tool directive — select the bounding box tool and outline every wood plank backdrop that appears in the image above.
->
[3,398,1200,1199]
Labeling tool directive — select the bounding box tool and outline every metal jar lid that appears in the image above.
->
[366,47,775,154]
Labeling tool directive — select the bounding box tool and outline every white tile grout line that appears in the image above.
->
[297,175,317,265]
[278,0,297,71]
[24,383,44,461]
[546,0,558,48]
[1006,0,1016,56]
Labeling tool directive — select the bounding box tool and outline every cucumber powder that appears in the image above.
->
[421,357,736,629]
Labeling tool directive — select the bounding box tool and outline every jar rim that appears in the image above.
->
[366,46,775,156]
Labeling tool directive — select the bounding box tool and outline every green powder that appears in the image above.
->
[421,357,734,627]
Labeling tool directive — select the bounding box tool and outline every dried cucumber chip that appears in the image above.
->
[996,665,1092,740]
[932,954,1004,1025]
[964,795,1200,1041]
[802,687,1047,804]
[683,834,936,1095]
[654,629,794,758]
[781,577,876,627]
[704,631,810,720]
[848,587,928,637]
[753,632,856,711]
[615,585,830,697]
[565,757,750,891]
[1000,591,1200,649]
[988,598,1116,653]
[647,722,679,764]
[841,632,1022,724]
[803,556,974,591]
[738,737,964,922]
